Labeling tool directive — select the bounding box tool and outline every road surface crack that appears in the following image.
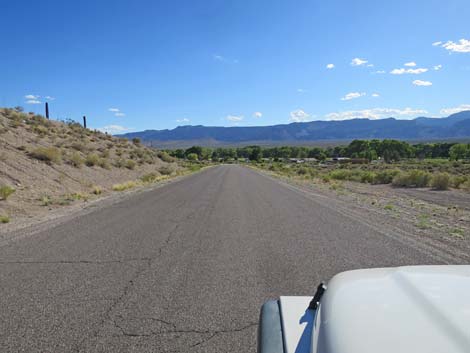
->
[0,257,153,265]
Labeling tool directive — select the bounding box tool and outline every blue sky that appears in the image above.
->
[1,0,469,134]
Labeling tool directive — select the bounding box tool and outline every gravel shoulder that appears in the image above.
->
[252,166,470,264]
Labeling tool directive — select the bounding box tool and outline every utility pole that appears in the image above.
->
[83,116,87,129]
[45,102,49,119]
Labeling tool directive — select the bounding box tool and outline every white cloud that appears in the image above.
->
[441,39,470,53]
[372,93,380,97]
[412,79,432,86]
[372,70,386,74]
[226,115,244,122]
[98,125,130,134]
[325,107,428,121]
[115,112,126,117]
[25,94,39,100]
[433,64,442,71]
[440,104,470,115]
[213,54,238,63]
[351,58,368,66]
[404,62,417,67]
[44,96,55,100]
[341,92,366,101]
[108,108,120,112]
[176,118,190,123]
[326,63,335,69]
[297,88,306,93]
[289,109,310,122]
[253,112,262,118]
[432,41,443,46]
[390,68,428,75]
[26,99,41,104]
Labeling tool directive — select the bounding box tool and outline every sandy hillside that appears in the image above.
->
[0,107,180,227]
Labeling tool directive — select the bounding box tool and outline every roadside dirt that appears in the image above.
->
[254,167,470,263]
[0,108,180,232]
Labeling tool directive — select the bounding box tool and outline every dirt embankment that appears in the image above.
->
[0,108,181,231]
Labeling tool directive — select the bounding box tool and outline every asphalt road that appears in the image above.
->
[0,165,444,352]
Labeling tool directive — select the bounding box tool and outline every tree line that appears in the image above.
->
[166,140,470,162]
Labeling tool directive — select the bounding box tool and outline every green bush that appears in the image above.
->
[431,173,450,190]
[186,153,198,161]
[297,167,308,175]
[0,215,10,223]
[0,185,15,200]
[85,153,100,167]
[30,147,62,164]
[451,175,468,189]
[372,169,400,184]
[392,170,431,188]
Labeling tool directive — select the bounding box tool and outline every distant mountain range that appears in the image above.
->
[119,111,470,147]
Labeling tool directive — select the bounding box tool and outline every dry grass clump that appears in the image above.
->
[112,181,139,191]
[30,147,62,164]
[85,153,100,167]
[0,185,15,200]
[0,215,10,223]
[158,166,174,175]
[125,159,136,170]
[69,152,84,168]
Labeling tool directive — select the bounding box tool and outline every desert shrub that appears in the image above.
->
[132,137,141,145]
[32,125,49,136]
[112,181,138,191]
[451,175,468,189]
[98,158,111,170]
[125,159,136,170]
[0,215,10,223]
[69,142,88,152]
[431,173,450,190]
[0,185,15,200]
[328,169,351,180]
[360,171,376,183]
[392,170,431,188]
[30,147,62,164]
[460,180,470,192]
[69,152,84,168]
[140,173,158,183]
[85,153,100,167]
[40,195,52,206]
[372,169,400,184]
[92,186,102,195]
[113,158,126,168]
[159,166,173,175]
[158,151,175,163]
[100,150,110,159]
[297,167,308,175]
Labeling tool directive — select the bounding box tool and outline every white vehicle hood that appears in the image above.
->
[311,265,470,353]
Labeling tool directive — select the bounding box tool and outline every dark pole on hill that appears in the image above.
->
[83,116,87,128]
[45,102,49,119]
